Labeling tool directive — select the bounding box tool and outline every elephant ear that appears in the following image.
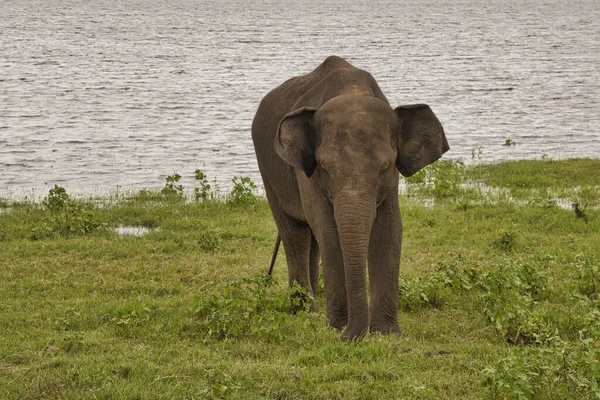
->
[274,107,318,178]
[395,104,449,177]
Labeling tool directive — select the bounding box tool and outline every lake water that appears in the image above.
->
[1,0,599,198]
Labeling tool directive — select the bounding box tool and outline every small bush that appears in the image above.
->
[227,176,258,206]
[32,185,105,239]
[478,260,551,345]
[161,173,184,197]
[42,185,71,211]
[399,258,476,311]
[191,276,313,340]
[481,341,600,399]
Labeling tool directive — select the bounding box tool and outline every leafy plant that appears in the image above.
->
[477,260,551,345]
[161,173,184,197]
[399,258,476,311]
[201,368,241,399]
[480,353,536,400]
[227,176,258,206]
[197,225,221,252]
[504,138,516,146]
[194,169,213,201]
[61,331,86,353]
[32,186,105,239]
[42,185,71,211]
[191,276,313,340]
[493,231,517,252]
[405,158,466,198]
[574,256,599,299]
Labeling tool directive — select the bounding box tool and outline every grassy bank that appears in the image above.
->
[1,158,599,399]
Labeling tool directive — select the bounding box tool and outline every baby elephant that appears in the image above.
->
[252,56,449,340]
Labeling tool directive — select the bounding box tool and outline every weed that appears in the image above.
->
[405,158,466,198]
[527,189,558,208]
[193,169,213,201]
[399,258,476,311]
[481,341,600,399]
[471,145,483,160]
[574,256,599,299]
[503,138,516,146]
[42,185,71,211]
[55,306,82,331]
[197,225,221,252]
[493,231,517,252]
[32,186,105,239]
[480,353,536,400]
[191,276,313,340]
[110,306,153,328]
[201,368,241,399]
[477,260,551,344]
[161,173,184,197]
[227,176,258,206]
[61,331,85,353]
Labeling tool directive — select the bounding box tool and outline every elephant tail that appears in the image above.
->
[267,233,281,275]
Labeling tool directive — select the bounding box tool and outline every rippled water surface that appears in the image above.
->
[2,0,599,197]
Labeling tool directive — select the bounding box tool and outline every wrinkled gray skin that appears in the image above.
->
[252,56,449,340]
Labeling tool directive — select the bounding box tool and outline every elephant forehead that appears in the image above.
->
[317,116,396,150]
[316,131,395,170]
[316,99,398,135]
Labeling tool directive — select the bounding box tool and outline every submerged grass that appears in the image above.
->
[1,159,599,399]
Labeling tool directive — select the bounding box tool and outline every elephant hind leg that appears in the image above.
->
[264,192,314,297]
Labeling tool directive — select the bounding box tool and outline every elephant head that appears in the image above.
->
[274,94,448,338]
[275,94,448,202]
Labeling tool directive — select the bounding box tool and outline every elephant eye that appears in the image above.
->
[380,162,391,175]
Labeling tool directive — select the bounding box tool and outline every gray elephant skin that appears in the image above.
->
[251,56,449,340]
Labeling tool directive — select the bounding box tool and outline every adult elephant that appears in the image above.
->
[252,56,449,340]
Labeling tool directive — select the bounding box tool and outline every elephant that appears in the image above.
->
[251,56,449,340]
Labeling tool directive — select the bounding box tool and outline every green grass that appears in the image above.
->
[1,159,599,399]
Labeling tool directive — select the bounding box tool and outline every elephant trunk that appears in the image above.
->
[334,193,377,339]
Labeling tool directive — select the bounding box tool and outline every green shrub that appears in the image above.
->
[160,173,184,197]
[42,185,71,211]
[405,158,466,198]
[227,176,258,206]
[32,185,105,239]
[191,276,313,340]
[193,169,213,201]
[197,225,221,252]
[399,258,476,311]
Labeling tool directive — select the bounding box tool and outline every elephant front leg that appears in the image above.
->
[368,195,402,335]
[317,224,348,330]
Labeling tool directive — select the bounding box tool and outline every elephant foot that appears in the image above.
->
[370,322,403,336]
[341,317,369,341]
[328,313,348,331]
[341,324,368,341]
